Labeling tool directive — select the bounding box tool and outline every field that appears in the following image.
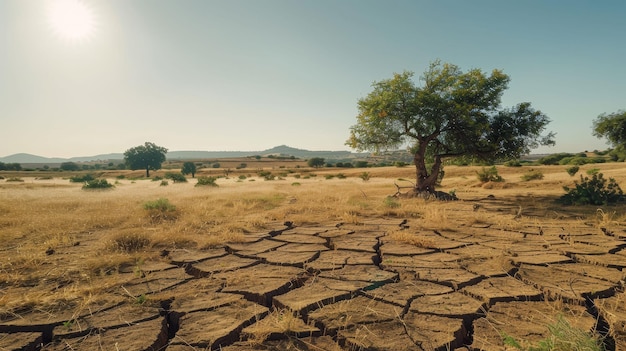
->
[1,163,626,350]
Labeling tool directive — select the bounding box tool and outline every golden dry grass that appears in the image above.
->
[1,163,626,319]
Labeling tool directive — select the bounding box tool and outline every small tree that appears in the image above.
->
[123,142,168,178]
[307,157,325,168]
[181,161,197,178]
[60,162,80,171]
[347,61,554,195]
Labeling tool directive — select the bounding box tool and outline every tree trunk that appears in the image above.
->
[146,168,150,178]
[413,142,433,193]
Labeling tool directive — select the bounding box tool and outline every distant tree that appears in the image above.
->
[593,110,626,154]
[347,61,554,195]
[307,157,325,168]
[60,162,80,171]
[181,161,197,178]
[123,142,168,177]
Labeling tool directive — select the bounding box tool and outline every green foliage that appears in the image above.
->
[384,196,400,208]
[537,152,574,165]
[60,162,80,171]
[587,168,600,175]
[354,161,369,168]
[238,175,247,180]
[504,159,522,167]
[336,173,346,179]
[0,162,22,171]
[143,198,177,222]
[325,174,335,180]
[195,176,218,187]
[593,109,626,148]
[347,60,554,192]
[160,180,168,186]
[476,166,503,183]
[559,156,605,166]
[165,172,187,183]
[566,166,579,176]
[82,179,114,189]
[291,182,301,186]
[6,177,24,182]
[307,157,325,168]
[181,161,197,178]
[212,162,220,168]
[501,315,605,351]
[520,169,544,181]
[394,161,409,167]
[359,172,371,181]
[258,171,275,181]
[560,173,624,205]
[69,174,95,183]
[123,142,168,178]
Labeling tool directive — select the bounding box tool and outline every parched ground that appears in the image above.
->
[1,166,626,350]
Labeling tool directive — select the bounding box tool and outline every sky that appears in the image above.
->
[1,0,625,158]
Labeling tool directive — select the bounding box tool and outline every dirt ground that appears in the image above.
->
[1,164,625,350]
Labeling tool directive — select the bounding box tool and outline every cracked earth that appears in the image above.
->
[2,199,626,350]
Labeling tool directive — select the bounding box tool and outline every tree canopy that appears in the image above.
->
[181,161,197,178]
[347,61,555,194]
[307,157,325,168]
[593,110,626,148]
[123,142,168,178]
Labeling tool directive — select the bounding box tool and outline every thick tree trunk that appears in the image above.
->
[413,147,443,194]
[146,168,150,178]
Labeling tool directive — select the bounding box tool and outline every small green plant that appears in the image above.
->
[504,159,522,167]
[521,169,544,181]
[501,315,605,350]
[82,179,114,189]
[476,166,503,183]
[116,175,126,179]
[62,320,74,330]
[566,166,580,176]
[143,198,177,222]
[238,175,247,180]
[384,196,400,208]
[69,174,95,183]
[336,173,346,179]
[160,180,169,186]
[560,173,624,205]
[195,176,218,187]
[325,174,335,180]
[586,168,600,176]
[291,182,301,186]
[359,172,371,181]
[135,294,147,305]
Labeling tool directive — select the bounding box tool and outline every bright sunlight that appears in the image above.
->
[46,0,96,42]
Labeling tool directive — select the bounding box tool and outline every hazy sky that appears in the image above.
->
[1,1,625,158]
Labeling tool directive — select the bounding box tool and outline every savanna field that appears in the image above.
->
[1,162,626,350]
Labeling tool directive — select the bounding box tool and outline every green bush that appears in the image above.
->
[212,163,220,168]
[143,198,177,222]
[586,168,600,176]
[70,174,95,183]
[504,159,522,167]
[195,176,218,187]
[384,196,400,208]
[325,174,335,180]
[336,173,346,179]
[160,180,169,186]
[476,166,503,183]
[6,177,24,182]
[520,169,544,181]
[165,172,187,183]
[560,173,624,205]
[359,172,371,181]
[566,166,579,176]
[82,179,114,189]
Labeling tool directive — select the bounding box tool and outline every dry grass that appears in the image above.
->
[1,163,626,319]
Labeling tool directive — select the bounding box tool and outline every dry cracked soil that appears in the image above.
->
[2,200,626,350]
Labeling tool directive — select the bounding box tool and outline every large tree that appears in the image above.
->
[124,142,168,177]
[181,161,197,178]
[347,61,555,195]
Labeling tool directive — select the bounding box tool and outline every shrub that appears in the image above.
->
[291,182,301,186]
[69,174,95,183]
[504,159,522,167]
[212,163,220,168]
[238,175,247,180]
[384,196,400,208]
[520,169,544,181]
[195,176,218,187]
[160,180,169,186]
[359,172,371,181]
[336,173,346,179]
[394,161,408,167]
[143,198,177,222]
[560,173,624,205]
[586,168,600,176]
[476,166,503,183]
[566,166,579,176]
[82,179,114,189]
[165,172,187,183]
[325,174,335,180]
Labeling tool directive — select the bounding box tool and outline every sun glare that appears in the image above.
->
[46,0,96,43]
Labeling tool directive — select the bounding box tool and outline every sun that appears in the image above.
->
[46,0,96,42]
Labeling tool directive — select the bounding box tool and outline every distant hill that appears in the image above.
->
[0,145,368,164]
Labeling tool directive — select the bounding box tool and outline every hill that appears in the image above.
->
[0,145,368,164]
